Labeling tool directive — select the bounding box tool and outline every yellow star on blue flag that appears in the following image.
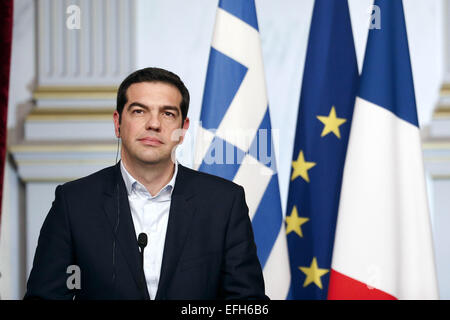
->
[317,106,347,139]
[286,206,309,238]
[299,257,329,289]
[291,150,316,183]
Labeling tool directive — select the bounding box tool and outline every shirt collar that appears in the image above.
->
[120,160,178,198]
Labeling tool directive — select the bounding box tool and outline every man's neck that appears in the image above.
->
[121,157,176,197]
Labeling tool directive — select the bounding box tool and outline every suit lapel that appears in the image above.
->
[155,165,196,300]
[102,163,150,300]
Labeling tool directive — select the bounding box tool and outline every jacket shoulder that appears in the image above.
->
[58,165,117,194]
[178,164,243,193]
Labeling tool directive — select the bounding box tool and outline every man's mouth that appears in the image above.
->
[138,137,163,146]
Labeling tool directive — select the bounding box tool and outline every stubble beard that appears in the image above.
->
[122,142,176,168]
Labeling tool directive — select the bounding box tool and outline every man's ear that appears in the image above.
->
[113,111,121,138]
[178,117,190,144]
[183,117,190,130]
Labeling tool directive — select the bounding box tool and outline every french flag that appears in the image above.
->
[328,0,439,300]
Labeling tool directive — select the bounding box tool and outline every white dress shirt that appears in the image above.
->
[120,161,178,299]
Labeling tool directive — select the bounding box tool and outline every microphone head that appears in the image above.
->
[138,232,148,248]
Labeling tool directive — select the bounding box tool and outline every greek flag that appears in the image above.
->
[194,0,290,299]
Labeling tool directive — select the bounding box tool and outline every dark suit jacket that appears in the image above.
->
[24,163,267,300]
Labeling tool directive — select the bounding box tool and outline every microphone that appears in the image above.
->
[137,233,148,271]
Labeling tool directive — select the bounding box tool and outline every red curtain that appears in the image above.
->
[0,0,14,226]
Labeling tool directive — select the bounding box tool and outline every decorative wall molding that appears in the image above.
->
[10,143,118,182]
[10,0,135,182]
[37,0,135,87]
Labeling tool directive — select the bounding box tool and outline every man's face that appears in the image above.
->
[113,81,189,167]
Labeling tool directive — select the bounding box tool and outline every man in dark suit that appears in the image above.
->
[25,67,267,300]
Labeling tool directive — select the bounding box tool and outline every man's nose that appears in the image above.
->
[145,112,161,131]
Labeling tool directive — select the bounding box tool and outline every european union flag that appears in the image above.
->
[286,0,359,299]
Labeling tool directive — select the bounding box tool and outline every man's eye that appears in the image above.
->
[132,109,143,114]
[164,112,175,117]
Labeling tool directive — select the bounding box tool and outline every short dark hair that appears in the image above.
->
[116,67,190,124]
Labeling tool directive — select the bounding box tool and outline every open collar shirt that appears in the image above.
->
[120,160,178,299]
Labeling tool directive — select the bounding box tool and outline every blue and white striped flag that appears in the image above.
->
[194,0,290,299]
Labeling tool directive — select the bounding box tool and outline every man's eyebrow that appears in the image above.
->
[127,102,149,110]
[161,106,180,114]
[127,102,180,115]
